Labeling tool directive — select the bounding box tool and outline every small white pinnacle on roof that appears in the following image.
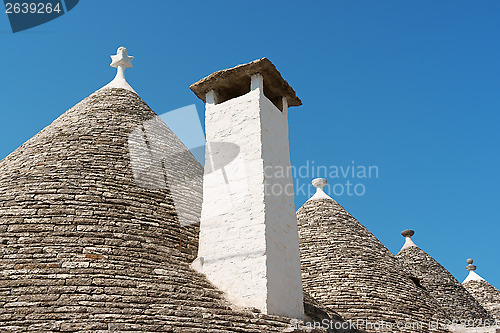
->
[463,258,486,283]
[307,178,333,201]
[100,47,136,93]
[400,229,417,251]
[110,47,134,68]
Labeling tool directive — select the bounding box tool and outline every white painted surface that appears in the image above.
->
[100,47,136,93]
[400,236,417,251]
[463,270,486,284]
[307,178,333,201]
[194,74,303,319]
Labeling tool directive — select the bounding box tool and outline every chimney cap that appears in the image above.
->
[190,58,302,107]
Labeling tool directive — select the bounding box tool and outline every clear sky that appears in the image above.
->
[1,1,499,288]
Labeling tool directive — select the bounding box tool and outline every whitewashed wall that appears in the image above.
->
[260,93,304,318]
[194,78,303,319]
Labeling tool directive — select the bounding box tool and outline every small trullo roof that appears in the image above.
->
[297,178,450,333]
[396,231,492,322]
[462,259,500,322]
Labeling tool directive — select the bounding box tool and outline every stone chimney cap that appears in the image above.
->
[190,58,302,107]
[401,229,415,238]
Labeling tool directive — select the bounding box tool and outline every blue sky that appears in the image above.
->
[1,1,499,287]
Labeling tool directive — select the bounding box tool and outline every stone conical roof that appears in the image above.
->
[396,231,492,322]
[297,179,450,333]
[462,259,500,322]
[0,88,337,332]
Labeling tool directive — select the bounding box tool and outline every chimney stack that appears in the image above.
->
[190,58,303,319]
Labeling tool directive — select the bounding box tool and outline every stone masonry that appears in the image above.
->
[397,238,493,324]
[464,280,500,322]
[297,195,451,333]
[0,88,342,332]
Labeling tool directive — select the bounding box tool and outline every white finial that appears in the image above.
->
[463,258,486,283]
[110,47,134,68]
[307,178,333,201]
[100,47,136,93]
[400,229,417,251]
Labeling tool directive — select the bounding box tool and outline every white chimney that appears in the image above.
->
[190,58,304,319]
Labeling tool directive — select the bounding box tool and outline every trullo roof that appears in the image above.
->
[462,259,500,322]
[0,52,347,332]
[297,179,450,333]
[396,231,492,322]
